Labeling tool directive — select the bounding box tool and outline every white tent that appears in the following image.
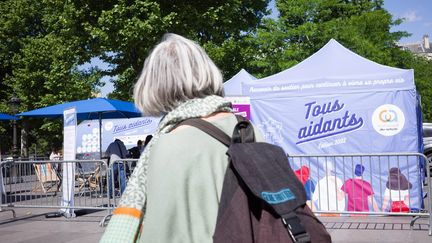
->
[242,39,423,213]
[246,39,412,91]
[223,69,256,96]
[244,38,419,153]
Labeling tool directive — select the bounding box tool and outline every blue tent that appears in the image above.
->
[223,69,256,96]
[243,39,423,212]
[18,98,142,158]
[18,98,141,120]
[0,113,19,120]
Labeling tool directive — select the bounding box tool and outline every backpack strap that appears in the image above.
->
[231,118,255,144]
[176,114,248,146]
[176,118,231,147]
[282,212,311,243]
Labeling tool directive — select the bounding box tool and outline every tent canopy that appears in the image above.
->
[0,113,19,120]
[18,98,141,120]
[223,69,256,96]
[244,39,414,97]
[18,98,142,159]
[245,39,423,212]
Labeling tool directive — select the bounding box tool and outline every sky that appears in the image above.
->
[383,0,432,44]
[92,0,432,97]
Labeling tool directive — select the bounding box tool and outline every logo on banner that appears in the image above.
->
[258,118,284,145]
[104,121,114,131]
[297,99,364,144]
[64,113,76,127]
[372,104,405,136]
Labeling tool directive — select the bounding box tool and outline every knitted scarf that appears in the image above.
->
[101,95,232,242]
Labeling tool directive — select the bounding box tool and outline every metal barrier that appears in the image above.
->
[0,159,113,218]
[2,154,430,236]
[99,159,139,226]
[288,152,431,235]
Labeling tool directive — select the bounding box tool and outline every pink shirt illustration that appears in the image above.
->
[341,178,374,212]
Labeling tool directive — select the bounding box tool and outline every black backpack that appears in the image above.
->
[128,146,141,159]
[179,116,331,243]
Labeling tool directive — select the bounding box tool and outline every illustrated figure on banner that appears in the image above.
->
[294,165,316,209]
[381,167,412,212]
[340,164,379,212]
[257,118,283,146]
[312,162,345,213]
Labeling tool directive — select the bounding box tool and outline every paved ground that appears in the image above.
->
[321,216,431,243]
[0,208,106,243]
[0,207,430,243]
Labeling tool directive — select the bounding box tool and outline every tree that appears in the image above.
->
[0,0,102,155]
[87,0,269,99]
[245,0,409,73]
[409,56,432,121]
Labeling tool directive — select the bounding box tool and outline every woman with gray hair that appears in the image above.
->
[101,33,239,242]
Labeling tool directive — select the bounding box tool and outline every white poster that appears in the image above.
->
[0,168,5,196]
[61,107,77,217]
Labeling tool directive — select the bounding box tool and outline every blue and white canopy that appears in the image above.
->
[244,39,414,98]
[223,69,256,96]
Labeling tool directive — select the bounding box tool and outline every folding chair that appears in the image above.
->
[75,162,101,195]
[33,163,60,193]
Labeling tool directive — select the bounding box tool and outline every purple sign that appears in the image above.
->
[225,97,251,120]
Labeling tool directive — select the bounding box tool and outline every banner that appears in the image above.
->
[244,76,414,98]
[76,117,160,159]
[251,90,423,211]
[62,107,77,217]
[225,96,251,120]
[0,168,5,196]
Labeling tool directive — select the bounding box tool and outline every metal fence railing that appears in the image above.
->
[1,154,431,236]
[99,159,139,226]
[0,159,114,219]
[287,152,431,236]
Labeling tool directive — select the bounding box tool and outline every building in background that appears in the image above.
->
[399,34,432,60]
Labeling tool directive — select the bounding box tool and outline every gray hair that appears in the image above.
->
[133,33,224,116]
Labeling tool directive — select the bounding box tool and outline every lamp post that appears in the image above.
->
[9,93,20,160]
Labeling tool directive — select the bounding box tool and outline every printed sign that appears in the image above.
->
[76,117,160,159]
[372,104,405,136]
[244,77,410,97]
[62,107,77,218]
[225,96,251,120]
[251,90,422,212]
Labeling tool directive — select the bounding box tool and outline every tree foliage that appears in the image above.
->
[409,56,432,121]
[86,0,269,99]
[0,0,102,155]
[244,0,409,75]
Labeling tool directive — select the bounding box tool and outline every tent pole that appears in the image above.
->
[99,113,102,159]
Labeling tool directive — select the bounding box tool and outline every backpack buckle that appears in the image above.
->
[282,215,311,243]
